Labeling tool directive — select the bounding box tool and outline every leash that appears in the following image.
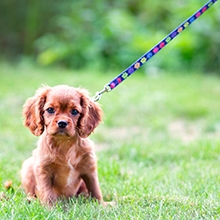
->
[93,0,218,102]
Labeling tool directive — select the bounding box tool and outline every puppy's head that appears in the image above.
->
[23,85,102,138]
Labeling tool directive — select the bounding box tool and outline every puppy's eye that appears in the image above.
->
[71,109,79,116]
[46,107,55,114]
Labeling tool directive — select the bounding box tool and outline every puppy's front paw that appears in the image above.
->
[102,201,116,207]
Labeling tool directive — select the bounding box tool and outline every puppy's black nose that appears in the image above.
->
[57,120,68,129]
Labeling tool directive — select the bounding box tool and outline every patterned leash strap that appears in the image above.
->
[93,0,218,102]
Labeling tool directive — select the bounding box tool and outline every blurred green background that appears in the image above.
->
[0,0,219,72]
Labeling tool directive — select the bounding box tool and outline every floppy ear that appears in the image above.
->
[22,86,51,136]
[77,89,103,138]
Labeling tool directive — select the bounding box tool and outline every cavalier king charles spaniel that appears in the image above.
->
[21,85,108,206]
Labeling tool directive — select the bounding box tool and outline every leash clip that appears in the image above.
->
[92,85,111,102]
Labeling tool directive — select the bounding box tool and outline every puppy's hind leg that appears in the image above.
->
[21,156,36,197]
[76,179,89,197]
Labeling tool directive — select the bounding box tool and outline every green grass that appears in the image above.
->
[1,61,220,219]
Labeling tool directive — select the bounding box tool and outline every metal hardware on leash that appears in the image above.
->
[93,0,218,102]
[92,85,111,102]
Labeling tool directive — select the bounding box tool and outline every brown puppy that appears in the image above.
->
[21,85,105,206]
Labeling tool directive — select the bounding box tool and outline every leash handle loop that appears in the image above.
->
[93,0,218,102]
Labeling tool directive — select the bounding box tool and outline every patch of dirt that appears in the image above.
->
[94,126,148,151]
[168,120,201,143]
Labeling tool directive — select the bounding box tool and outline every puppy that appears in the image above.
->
[21,85,106,206]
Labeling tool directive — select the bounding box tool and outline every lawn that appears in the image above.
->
[0,61,220,219]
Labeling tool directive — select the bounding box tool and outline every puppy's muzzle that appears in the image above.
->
[57,120,68,129]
